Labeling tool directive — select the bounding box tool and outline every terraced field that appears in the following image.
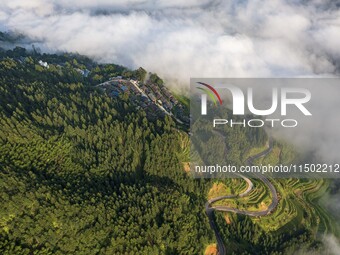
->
[253,178,332,233]
[250,142,334,233]
[213,179,272,211]
[206,140,337,253]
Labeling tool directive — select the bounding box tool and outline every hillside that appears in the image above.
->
[0,47,336,255]
[0,47,210,254]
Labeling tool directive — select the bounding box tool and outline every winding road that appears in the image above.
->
[205,137,278,255]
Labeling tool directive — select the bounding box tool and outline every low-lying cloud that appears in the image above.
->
[1,0,339,83]
[294,235,340,255]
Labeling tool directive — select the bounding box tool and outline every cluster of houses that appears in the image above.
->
[139,82,178,112]
[97,76,189,123]
[8,54,190,124]
[99,78,129,97]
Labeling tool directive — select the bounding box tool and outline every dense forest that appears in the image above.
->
[0,47,333,254]
[0,47,213,254]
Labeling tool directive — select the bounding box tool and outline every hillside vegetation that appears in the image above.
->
[0,47,336,255]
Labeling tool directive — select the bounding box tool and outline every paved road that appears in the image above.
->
[205,137,278,255]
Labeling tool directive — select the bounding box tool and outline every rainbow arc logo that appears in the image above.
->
[196,82,222,106]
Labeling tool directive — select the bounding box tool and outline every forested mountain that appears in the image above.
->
[0,47,335,255]
[0,47,213,254]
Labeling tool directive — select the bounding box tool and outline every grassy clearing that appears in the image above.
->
[204,244,217,255]
[208,182,231,200]
[253,179,330,233]
[213,179,272,211]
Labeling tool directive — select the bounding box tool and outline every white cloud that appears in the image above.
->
[294,235,340,255]
[1,0,339,81]
[324,235,340,255]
